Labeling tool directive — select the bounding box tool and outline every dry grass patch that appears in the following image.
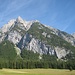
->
[0,69,75,75]
[1,69,27,74]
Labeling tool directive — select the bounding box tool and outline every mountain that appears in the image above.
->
[0,16,75,60]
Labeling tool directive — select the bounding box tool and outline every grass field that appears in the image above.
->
[0,69,75,75]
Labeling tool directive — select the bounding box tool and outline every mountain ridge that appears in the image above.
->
[0,16,75,60]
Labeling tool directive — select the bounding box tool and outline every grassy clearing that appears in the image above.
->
[0,69,75,75]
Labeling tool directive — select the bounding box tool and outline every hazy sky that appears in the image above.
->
[0,0,75,34]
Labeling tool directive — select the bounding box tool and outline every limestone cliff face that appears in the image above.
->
[6,31,22,44]
[18,33,70,59]
[18,34,55,56]
[18,34,55,55]
[1,19,16,33]
[0,16,75,59]
[54,47,70,59]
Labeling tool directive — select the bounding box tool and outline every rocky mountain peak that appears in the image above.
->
[17,16,22,20]
[15,16,34,30]
[0,17,34,33]
[16,16,24,23]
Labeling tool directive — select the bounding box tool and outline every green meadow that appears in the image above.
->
[0,69,75,75]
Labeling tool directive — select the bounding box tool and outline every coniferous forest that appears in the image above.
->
[0,40,75,70]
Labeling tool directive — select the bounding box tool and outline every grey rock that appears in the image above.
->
[42,32,47,37]
[18,34,55,55]
[6,31,22,44]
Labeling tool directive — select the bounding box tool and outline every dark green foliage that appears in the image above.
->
[21,49,39,60]
[0,40,17,60]
[42,54,57,61]
[42,54,57,68]
[0,55,75,69]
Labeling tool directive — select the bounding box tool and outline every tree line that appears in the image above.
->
[0,40,75,70]
[0,59,75,70]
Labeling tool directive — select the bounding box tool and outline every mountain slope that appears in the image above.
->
[0,16,75,60]
[18,22,75,59]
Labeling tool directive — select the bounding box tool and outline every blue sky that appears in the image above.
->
[0,0,75,34]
